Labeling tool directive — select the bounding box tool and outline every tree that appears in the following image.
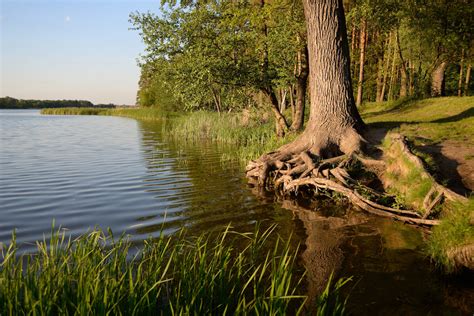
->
[131,0,308,135]
[247,0,365,182]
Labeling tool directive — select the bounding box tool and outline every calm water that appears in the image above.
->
[0,110,472,314]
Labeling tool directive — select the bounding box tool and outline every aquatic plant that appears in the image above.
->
[0,224,351,315]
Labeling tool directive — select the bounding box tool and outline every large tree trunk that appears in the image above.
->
[247,0,365,186]
[298,0,364,156]
[356,19,367,107]
[291,44,309,131]
[431,61,448,97]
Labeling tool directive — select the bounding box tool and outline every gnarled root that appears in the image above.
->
[246,143,440,226]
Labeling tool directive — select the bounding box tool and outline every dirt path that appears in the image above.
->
[365,128,473,196]
[420,141,474,196]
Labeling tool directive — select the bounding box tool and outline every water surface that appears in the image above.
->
[1,110,472,314]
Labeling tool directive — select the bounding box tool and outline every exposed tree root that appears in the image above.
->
[246,133,468,228]
[389,133,468,204]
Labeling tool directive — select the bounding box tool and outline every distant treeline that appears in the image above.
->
[0,97,116,109]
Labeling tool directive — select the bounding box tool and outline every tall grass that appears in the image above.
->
[0,224,350,315]
[163,111,297,162]
[40,107,112,115]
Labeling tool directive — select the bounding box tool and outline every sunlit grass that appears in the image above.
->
[0,224,351,315]
[40,107,112,115]
[163,111,297,163]
[362,96,474,144]
[427,198,474,272]
[381,135,435,213]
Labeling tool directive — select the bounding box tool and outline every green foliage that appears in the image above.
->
[427,198,474,272]
[316,273,352,316]
[0,224,351,315]
[0,97,102,109]
[130,0,305,112]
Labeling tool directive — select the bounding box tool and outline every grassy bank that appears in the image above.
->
[41,107,113,115]
[427,198,474,272]
[361,96,474,145]
[41,97,474,271]
[0,225,350,315]
[381,135,435,213]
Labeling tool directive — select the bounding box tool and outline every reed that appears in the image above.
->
[40,107,112,115]
[162,111,297,163]
[0,224,350,315]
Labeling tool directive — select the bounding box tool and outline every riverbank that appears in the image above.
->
[41,97,474,271]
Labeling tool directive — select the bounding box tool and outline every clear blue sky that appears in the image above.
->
[1,0,161,105]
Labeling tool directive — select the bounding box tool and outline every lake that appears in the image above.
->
[1,109,472,314]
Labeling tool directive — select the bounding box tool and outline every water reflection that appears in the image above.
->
[133,121,302,240]
[1,111,472,314]
[278,198,474,315]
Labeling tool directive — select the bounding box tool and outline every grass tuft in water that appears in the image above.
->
[427,198,474,272]
[316,273,352,316]
[162,111,297,163]
[0,224,350,315]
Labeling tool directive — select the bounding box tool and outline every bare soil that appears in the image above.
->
[419,141,474,196]
[364,128,473,197]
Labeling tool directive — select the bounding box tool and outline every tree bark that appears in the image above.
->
[264,89,289,137]
[396,30,408,98]
[356,19,367,107]
[388,33,398,101]
[380,32,393,102]
[400,64,408,98]
[464,63,472,96]
[289,84,296,118]
[458,49,465,97]
[297,0,364,156]
[431,61,448,97]
[291,44,309,132]
[210,87,221,113]
[409,59,415,96]
[376,57,384,102]
[350,24,357,78]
